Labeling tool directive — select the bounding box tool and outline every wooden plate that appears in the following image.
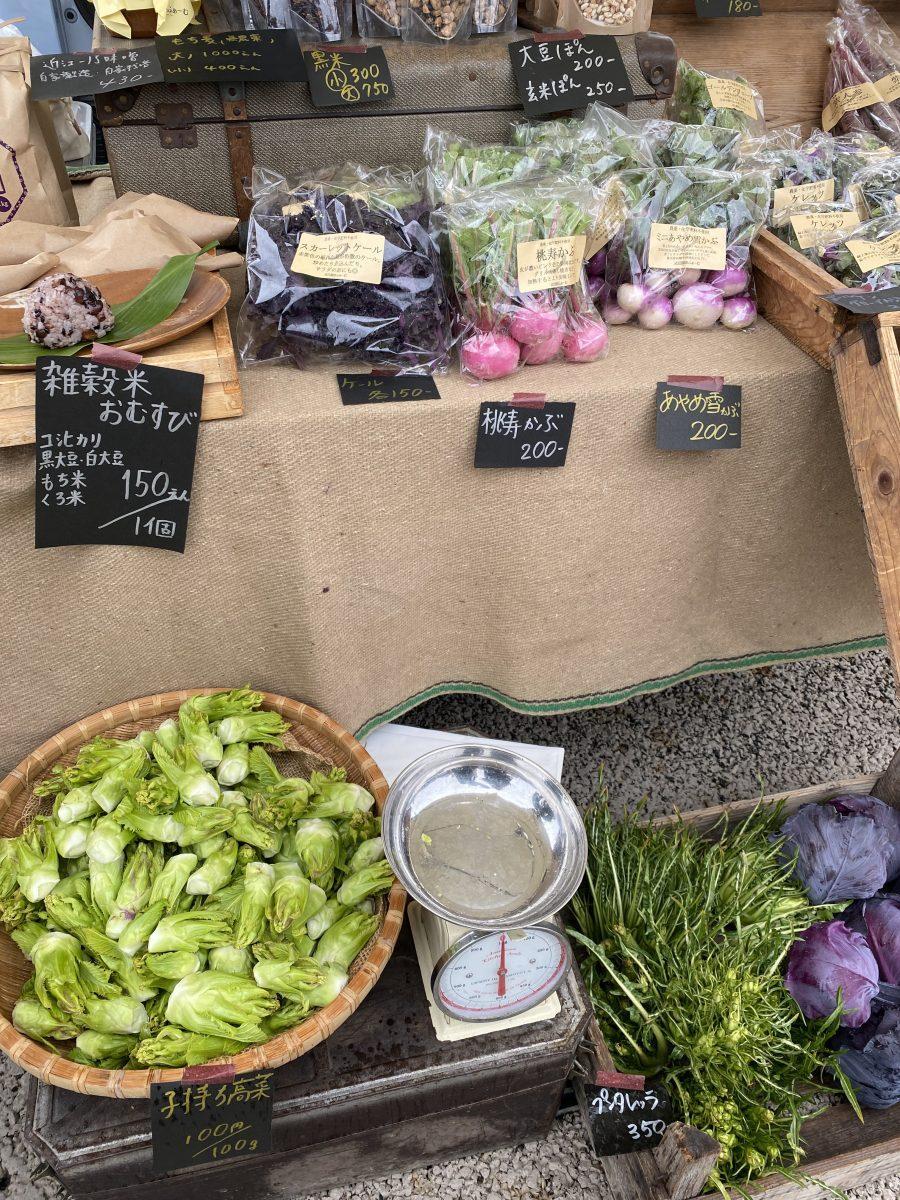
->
[0,267,231,371]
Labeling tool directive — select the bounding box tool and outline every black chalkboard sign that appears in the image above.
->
[475,400,575,468]
[30,48,165,100]
[151,1070,274,1173]
[303,47,394,108]
[34,357,202,553]
[338,373,440,404]
[822,286,900,314]
[577,1078,674,1157]
[655,381,742,451]
[695,0,761,15]
[157,31,306,84]
[508,35,634,118]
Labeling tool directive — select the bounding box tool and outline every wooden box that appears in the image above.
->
[580,771,900,1200]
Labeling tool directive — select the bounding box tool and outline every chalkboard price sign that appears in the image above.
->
[694,0,762,17]
[304,47,394,108]
[34,357,202,553]
[157,31,306,84]
[655,381,742,451]
[509,35,634,118]
[577,1078,674,1156]
[474,400,575,468]
[338,372,441,404]
[31,48,165,100]
[151,1070,274,1173]
[822,285,900,314]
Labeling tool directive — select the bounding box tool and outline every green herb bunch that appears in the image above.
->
[568,780,859,1195]
[668,59,761,132]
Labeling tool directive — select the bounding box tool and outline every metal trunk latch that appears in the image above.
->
[155,101,197,149]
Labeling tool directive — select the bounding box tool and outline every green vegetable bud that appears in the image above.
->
[208,945,253,976]
[117,797,183,843]
[132,775,179,814]
[293,819,339,878]
[300,881,329,924]
[80,927,156,1001]
[148,853,198,911]
[152,718,180,755]
[252,957,325,1001]
[306,898,347,941]
[13,997,79,1043]
[306,781,375,820]
[304,963,349,1009]
[11,920,48,959]
[313,912,379,971]
[174,806,234,846]
[142,950,203,980]
[16,818,60,902]
[187,838,238,896]
[148,909,232,955]
[221,790,249,809]
[347,836,385,874]
[217,743,250,786]
[336,860,394,909]
[190,687,263,722]
[71,1030,136,1069]
[55,785,101,825]
[32,930,105,1014]
[86,815,135,865]
[91,746,149,814]
[178,699,224,769]
[153,743,221,807]
[118,900,167,958]
[44,891,101,938]
[165,970,278,1042]
[234,862,275,948]
[89,854,124,920]
[131,1025,246,1067]
[267,869,311,934]
[78,996,148,1036]
[194,833,227,859]
[216,712,289,747]
[52,819,92,859]
[229,810,283,856]
[106,843,164,939]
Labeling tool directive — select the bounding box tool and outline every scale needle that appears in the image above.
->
[497,933,507,998]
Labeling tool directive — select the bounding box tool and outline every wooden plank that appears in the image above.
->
[0,310,243,449]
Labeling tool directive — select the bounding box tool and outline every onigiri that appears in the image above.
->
[22,272,115,349]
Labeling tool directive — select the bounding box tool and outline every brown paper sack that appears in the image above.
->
[0,37,77,229]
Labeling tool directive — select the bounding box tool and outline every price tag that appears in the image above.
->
[30,47,164,100]
[508,35,634,118]
[576,1074,674,1157]
[338,373,441,404]
[655,381,742,451]
[156,31,306,84]
[822,286,900,314]
[694,0,761,17]
[303,46,394,108]
[34,357,202,553]
[475,399,575,468]
[151,1069,274,1173]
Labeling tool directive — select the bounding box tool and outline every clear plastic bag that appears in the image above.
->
[439,176,621,380]
[812,212,900,290]
[424,127,560,205]
[510,106,654,184]
[601,167,771,332]
[667,59,765,135]
[355,0,402,37]
[833,131,897,193]
[402,0,471,43]
[472,0,516,34]
[825,0,900,148]
[240,0,351,41]
[769,198,864,265]
[238,164,452,373]
[848,155,900,218]
[643,119,743,170]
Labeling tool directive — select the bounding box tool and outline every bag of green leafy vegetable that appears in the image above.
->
[667,58,765,135]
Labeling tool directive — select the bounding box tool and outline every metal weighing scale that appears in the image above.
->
[383,745,587,1042]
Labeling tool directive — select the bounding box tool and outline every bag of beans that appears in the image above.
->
[402,0,472,43]
[356,0,402,36]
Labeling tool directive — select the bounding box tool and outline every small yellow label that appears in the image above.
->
[647,224,726,272]
[878,70,900,105]
[517,235,586,293]
[291,232,385,283]
[282,201,314,216]
[704,77,758,121]
[772,178,836,215]
[823,81,882,132]
[789,210,861,250]
[847,229,900,272]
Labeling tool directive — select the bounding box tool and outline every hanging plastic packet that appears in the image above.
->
[238,164,452,373]
[355,0,402,36]
[667,59,765,136]
[824,0,900,148]
[240,0,352,41]
[813,212,900,290]
[472,0,516,34]
[601,167,771,332]
[423,128,561,205]
[402,0,472,43]
[439,176,622,380]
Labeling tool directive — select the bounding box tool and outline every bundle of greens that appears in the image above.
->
[846,155,900,218]
[510,107,654,187]
[815,212,900,289]
[644,120,743,170]
[825,0,900,148]
[423,127,560,205]
[833,132,896,194]
[4,689,394,1069]
[667,59,765,134]
[568,781,858,1195]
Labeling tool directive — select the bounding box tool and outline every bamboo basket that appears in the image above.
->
[0,689,406,1099]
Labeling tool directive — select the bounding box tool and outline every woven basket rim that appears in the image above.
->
[0,688,406,1098]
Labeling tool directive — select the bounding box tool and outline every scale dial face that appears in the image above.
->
[430,923,571,1021]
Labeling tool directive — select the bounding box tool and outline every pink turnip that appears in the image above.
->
[602,297,632,325]
[719,294,757,330]
[461,331,520,380]
[638,294,674,330]
[508,303,561,347]
[562,316,609,363]
[706,266,750,298]
[521,326,564,365]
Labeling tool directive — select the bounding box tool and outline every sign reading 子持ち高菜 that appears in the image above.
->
[655,381,742,451]
[303,47,394,108]
[155,31,307,84]
[508,36,633,118]
[151,1070,274,1173]
[694,0,761,18]
[577,1077,675,1157]
[337,373,441,404]
[474,401,575,468]
[34,357,202,553]
[30,47,165,100]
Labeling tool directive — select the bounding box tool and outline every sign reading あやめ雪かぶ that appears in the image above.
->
[30,48,165,100]
[151,1070,274,1173]
[34,357,202,553]
[508,36,633,118]
[655,381,742,451]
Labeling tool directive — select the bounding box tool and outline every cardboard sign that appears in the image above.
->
[34,357,202,553]
[338,373,441,404]
[703,76,758,120]
[577,1077,674,1157]
[655,381,742,451]
[508,35,634,118]
[822,286,900,314]
[151,1070,274,1173]
[694,0,761,17]
[648,224,726,272]
[291,232,385,283]
[30,48,164,100]
[517,236,586,292]
[823,81,882,133]
[475,400,575,468]
[157,31,306,84]
[303,46,394,108]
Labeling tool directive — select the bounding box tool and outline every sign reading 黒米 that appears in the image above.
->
[475,400,575,468]
[156,31,307,84]
[508,35,633,118]
[30,48,165,100]
[655,381,742,451]
[303,46,394,108]
[34,357,202,553]
[151,1069,274,1173]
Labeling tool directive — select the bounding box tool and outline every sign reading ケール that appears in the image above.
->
[34,357,202,553]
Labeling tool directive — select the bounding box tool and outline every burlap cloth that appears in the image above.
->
[0,263,885,774]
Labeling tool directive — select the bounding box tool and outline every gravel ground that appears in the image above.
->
[4,648,899,1200]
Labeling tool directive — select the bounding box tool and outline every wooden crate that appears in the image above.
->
[579,771,900,1200]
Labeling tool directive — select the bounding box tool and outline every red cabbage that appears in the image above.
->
[785,920,880,1028]
[827,794,900,879]
[833,1002,900,1108]
[779,800,892,903]
[864,895,900,985]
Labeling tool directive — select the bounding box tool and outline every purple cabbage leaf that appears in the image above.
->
[864,895,900,986]
[785,920,880,1028]
[832,1001,900,1109]
[827,794,900,880]
[779,800,892,903]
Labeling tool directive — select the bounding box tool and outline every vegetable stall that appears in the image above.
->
[1,0,900,1197]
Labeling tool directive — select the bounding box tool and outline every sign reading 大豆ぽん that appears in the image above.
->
[30,48,165,100]
[508,36,633,118]
[151,1070,274,1173]
[34,357,202,553]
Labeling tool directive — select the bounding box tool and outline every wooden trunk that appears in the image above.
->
[581,773,900,1200]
